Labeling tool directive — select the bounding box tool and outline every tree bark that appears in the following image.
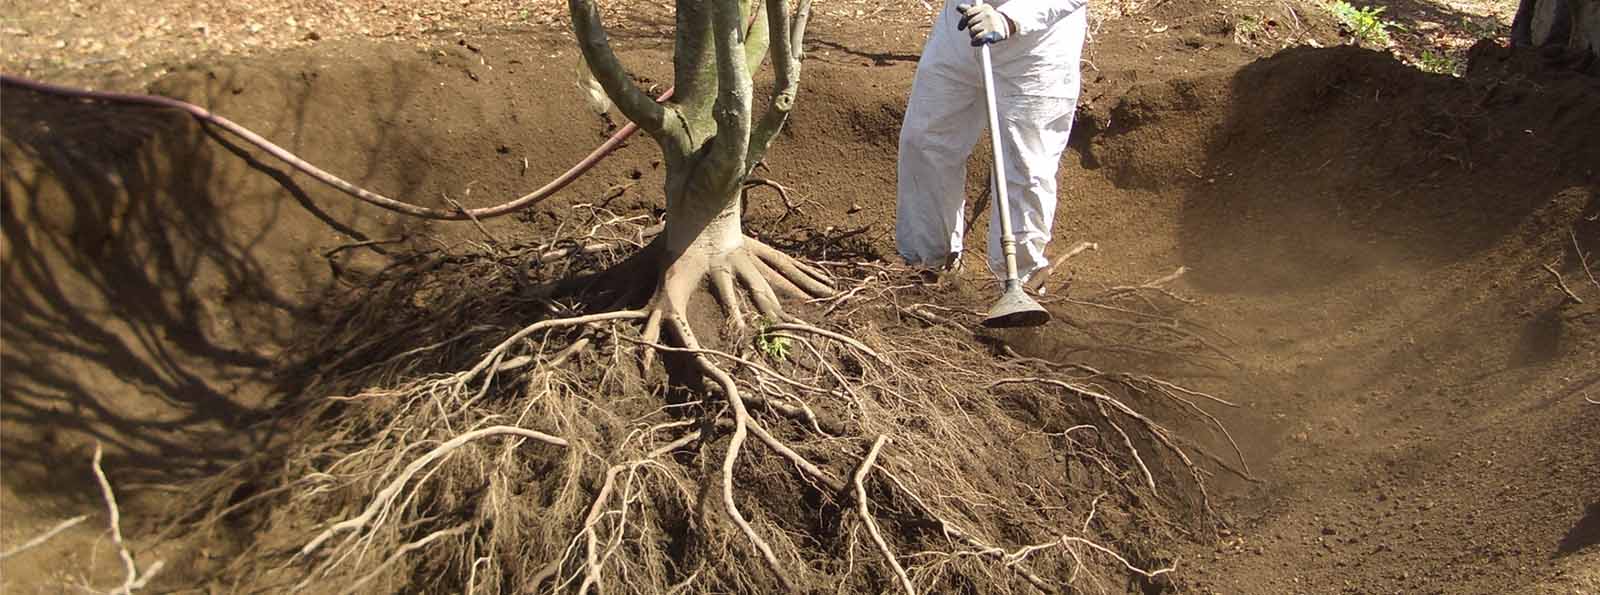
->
[1572,0,1600,60]
[569,0,666,136]
[568,0,825,321]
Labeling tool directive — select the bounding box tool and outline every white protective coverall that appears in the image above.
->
[895,0,1088,283]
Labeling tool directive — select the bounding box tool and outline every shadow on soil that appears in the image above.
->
[0,60,435,501]
[1178,46,1598,296]
[1560,501,1600,556]
[2,95,283,493]
[0,34,676,509]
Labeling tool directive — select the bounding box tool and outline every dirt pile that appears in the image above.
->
[1058,43,1599,593]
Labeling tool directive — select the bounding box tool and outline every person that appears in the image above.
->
[895,0,1088,284]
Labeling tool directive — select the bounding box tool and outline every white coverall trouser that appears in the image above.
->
[895,0,1087,283]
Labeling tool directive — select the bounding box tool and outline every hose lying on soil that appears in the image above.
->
[0,72,670,221]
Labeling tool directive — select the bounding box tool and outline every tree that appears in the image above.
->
[1511,0,1600,62]
[1570,0,1600,59]
[571,0,830,338]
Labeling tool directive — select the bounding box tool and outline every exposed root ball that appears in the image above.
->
[174,238,1231,595]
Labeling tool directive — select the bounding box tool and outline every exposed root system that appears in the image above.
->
[168,216,1239,594]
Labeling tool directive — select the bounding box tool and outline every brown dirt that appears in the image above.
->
[2,0,1598,593]
[1064,42,1600,594]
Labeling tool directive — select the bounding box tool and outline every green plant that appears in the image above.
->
[755,318,792,361]
[1416,49,1459,75]
[1235,14,1266,44]
[1327,1,1393,48]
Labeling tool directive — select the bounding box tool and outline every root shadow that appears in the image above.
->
[1558,501,1600,556]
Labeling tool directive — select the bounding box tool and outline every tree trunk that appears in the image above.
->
[663,171,744,265]
[656,154,746,312]
[1512,0,1600,63]
[1573,0,1600,60]
[568,0,824,326]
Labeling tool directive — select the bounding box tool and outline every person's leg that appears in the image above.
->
[985,10,1086,283]
[896,66,986,270]
[984,94,1077,283]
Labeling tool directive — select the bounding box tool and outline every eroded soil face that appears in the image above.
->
[2,0,1597,592]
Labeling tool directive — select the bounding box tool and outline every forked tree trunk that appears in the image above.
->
[569,0,822,321]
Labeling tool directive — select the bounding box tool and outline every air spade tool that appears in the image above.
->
[972,7,1050,329]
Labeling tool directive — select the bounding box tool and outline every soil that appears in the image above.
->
[2,0,1598,593]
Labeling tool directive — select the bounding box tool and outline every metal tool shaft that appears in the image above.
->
[971,1,1050,328]
[977,34,1022,285]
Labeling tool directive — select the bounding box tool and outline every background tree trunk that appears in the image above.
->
[1512,0,1600,62]
[1572,0,1600,60]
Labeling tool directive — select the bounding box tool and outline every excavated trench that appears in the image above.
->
[2,27,1596,593]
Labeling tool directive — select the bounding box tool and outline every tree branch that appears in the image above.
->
[790,0,815,52]
[570,0,666,134]
[710,0,755,182]
[673,0,717,117]
[746,0,809,169]
[742,0,773,80]
[674,2,767,135]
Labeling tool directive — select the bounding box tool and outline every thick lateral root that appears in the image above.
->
[704,237,834,323]
[748,239,833,297]
[667,314,794,591]
[853,436,914,595]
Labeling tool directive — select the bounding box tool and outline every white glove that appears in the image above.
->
[957,3,1012,46]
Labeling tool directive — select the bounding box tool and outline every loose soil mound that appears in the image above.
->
[2,17,1597,595]
[1065,44,1600,594]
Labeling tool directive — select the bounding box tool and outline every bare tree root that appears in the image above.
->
[1058,266,1240,366]
[853,436,915,595]
[92,443,164,594]
[742,177,815,225]
[1544,260,1587,304]
[166,231,1233,594]
[295,426,569,567]
[0,515,88,561]
[1027,241,1099,295]
[998,351,1254,482]
[339,523,471,595]
[818,255,1233,373]
[992,377,1217,516]
[670,315,794,591]
[1573,231,1599,293]
[561,428,703,594]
